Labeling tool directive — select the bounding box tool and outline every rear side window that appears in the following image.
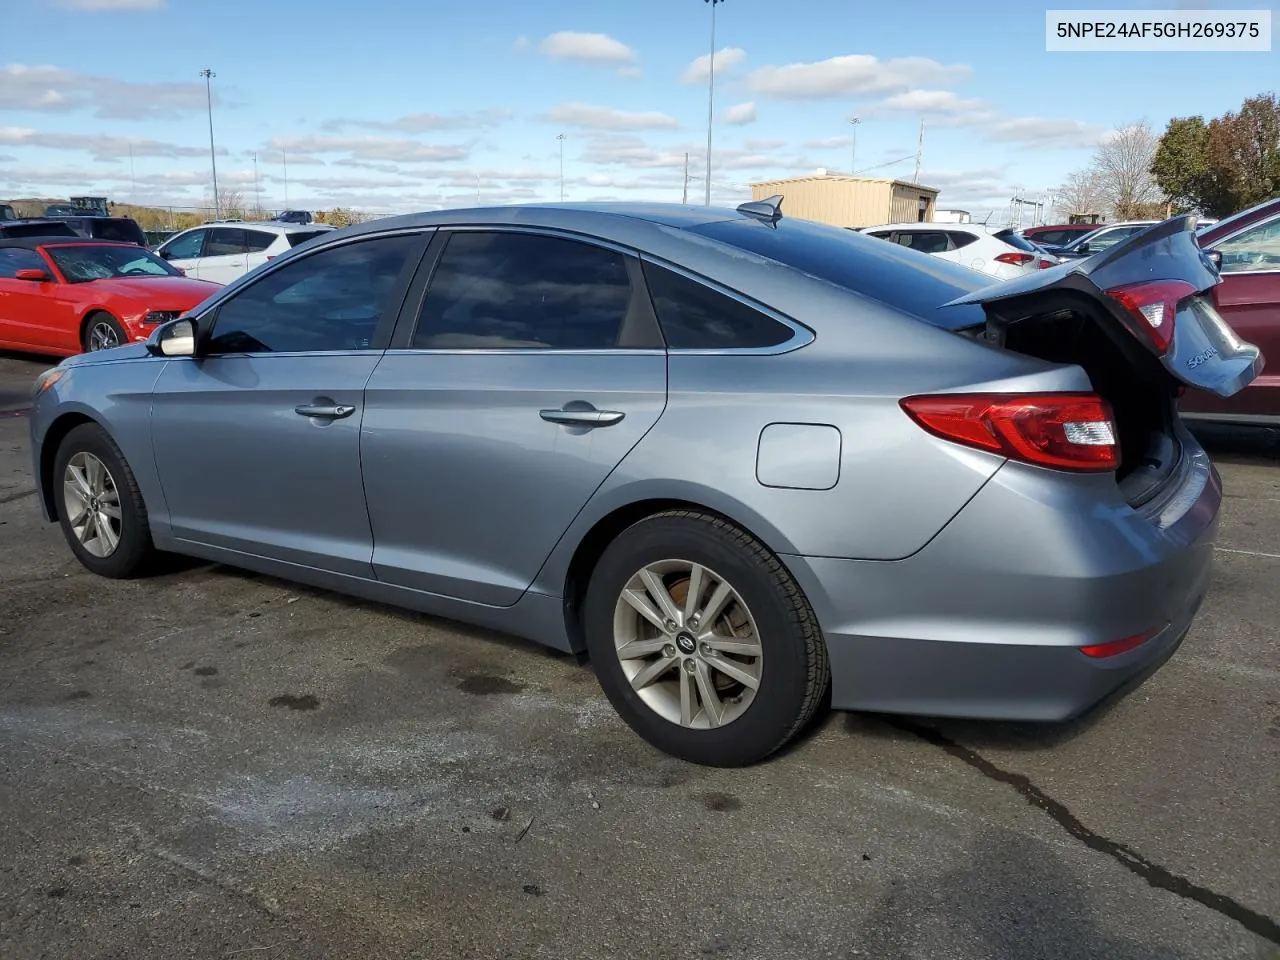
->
[205,228,246,256]
[90,219,146,245]
[947,231,979,250]
[286,230,328,248]
[895,231,950,254]
[413,231,638,350]
[243,230,276,253]
[1,222,76,239]
[642,261,792,350]
[993,229,1037,252]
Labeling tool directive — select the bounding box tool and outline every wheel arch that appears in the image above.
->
[79,308,120,348]
[38,411,100,521]
[560,495,798,654]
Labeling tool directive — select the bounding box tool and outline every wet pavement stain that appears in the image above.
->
[268,694,320,711]
[193,666,218,677]
[701,792,743,812]
[64,690,92,701]
[456,674,524,695]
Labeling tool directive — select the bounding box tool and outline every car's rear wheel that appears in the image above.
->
[583,510,830,767]
[54,423,156,578]
[82,312,126,353]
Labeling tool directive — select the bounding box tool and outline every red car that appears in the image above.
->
[1180,198,1280,426]
[0,238,219,357]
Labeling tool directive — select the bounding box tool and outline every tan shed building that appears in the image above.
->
[749,175,940,229]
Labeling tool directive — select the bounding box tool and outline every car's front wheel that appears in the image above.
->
[54,423,156,578]
[584,510,830,767]
[82,312,127,353]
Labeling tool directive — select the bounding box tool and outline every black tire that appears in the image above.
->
[583,510,830,767]
[81,312,127,353]
[53,422,156,579]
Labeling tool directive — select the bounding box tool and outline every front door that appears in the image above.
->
[1182,214,1280,420]
[150,231,426,575]
[157,228,207,279]
[361,229,668,606]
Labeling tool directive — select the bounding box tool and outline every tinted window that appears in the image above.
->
[205,228,246,256]
[0,222,77,239]
[163,229,206,260]
[88,219,146,245]
[0,247,46,278]
[642,261,791,350]
[243,230,276,253]
[286,229,328,248]
[993,229,1037,253]
[896,231,950,254]
[413,231,636,350]
[948,231,979,250]
[867,231,893,239]
[206,234,418,355]
[691,216,989,332]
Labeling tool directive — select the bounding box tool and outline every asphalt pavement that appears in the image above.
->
[1,351,1277,960]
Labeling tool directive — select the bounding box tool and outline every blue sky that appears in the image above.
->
[0,0,1275,220]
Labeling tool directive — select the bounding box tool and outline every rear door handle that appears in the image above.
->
[540,407,626,428]
[295,403,356,419]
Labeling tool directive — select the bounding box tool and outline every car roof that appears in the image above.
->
[184,220,336,233]
[862,222,1000,233]
[0,237,143,251]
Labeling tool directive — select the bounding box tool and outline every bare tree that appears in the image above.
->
[1052,168,1105,219]
[1093,120,1162,219]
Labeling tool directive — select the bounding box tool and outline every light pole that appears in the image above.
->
[703,0,723,206]
[556,133,567,202]
[848,117,861,176]
[199,68,219,218]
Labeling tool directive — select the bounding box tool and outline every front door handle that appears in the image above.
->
[295,403,356,420]
[540,407,626,428]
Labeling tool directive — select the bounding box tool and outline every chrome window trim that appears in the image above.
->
[1205,211,1280,276]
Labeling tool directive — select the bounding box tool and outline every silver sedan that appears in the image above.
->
[28,202,1260,766]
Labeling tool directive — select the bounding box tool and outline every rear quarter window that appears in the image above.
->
[642,261,793,350]
[244,230,276,253]
[286,230,329,248]
[90,219,146,245]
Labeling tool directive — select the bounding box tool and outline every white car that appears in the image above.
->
[857,223,1055,280]
[154,220,335,284]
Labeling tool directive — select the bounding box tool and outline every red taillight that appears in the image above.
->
[1079,628,1160,658]
[994,252,1035,265]
[1037,258,1055,269]
[900,392,1120,472]
[1104,279,1196,356]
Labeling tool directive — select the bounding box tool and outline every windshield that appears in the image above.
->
[46,244,182,283]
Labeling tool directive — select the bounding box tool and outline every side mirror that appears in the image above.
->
[157,248,173,260]
[1073,242,1090,255]
[15,268,51,282]
[152,317,197,357]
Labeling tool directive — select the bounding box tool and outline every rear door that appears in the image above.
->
[242,228,278,275]
[361,228,668,606]
[197,227,249,284]
[950,216,1262,399]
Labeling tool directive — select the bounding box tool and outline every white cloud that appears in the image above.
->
[0,126,220,161]
[321,109,511,134]
[538,31,637,64]
[723,102,757,126]
[0,64,210,119]
[880,89,987,117]
[748,54,971,99]
[681,47,747,84]
[986,117,1107,149]
[56,0,163,8]
[541,102,678,131]
[266,135,473,164]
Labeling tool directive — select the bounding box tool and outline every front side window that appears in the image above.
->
[205,234,419,355]
[1215,218,1280,274]
[413,231,635,350]
[0,247,48,278]
[45,244,181,283]
[642,261,792,350]
[163,229,206,260]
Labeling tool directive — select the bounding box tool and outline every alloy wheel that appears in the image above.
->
[62,452,122,558]
[611,559,763,729]
[88,321,120,351]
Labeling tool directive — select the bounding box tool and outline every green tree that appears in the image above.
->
[1151,116,1213,212]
